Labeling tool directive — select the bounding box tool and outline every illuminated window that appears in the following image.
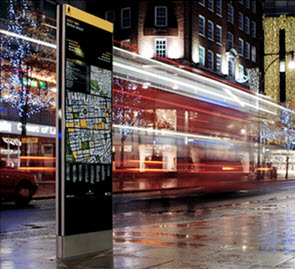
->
[245,17,250,34]
[155,6,167,27]
[208,20,214,41]
[251,46,256,63]
[155,39,167,58]
[121,7,131,29]
[227,4,234,24]
[227,32,234,50]
[239,12,244,30]
[245,42,250,60]
[199,46,205,66]
[251,21,256,38]
[216,25,222,45]
[208,50,214,70]
[105,10,115,23]
[239,38,244,57]
[228,60,234,77]
[216,0,222,16]
[216,54,222,72]
[239,64,244,80]
[199,15,205,36]
[208,0,214,11]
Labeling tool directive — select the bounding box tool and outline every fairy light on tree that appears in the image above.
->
[275,102,295,179]
[0,0,56,135]
[113,75,152,168]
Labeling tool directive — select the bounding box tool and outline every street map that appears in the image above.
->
[65,91,112,164]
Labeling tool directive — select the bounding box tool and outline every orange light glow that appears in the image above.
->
[20,156,56,160]
[222,167,237,170]
[256,168,272,171]
[20,167,56,172]
[114,168,166,172]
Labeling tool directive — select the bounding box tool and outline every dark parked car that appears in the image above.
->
[0,160,38,205]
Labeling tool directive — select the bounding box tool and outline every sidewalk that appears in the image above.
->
[2,182,295,269]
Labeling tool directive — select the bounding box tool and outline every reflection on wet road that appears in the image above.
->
[1,182,295,268]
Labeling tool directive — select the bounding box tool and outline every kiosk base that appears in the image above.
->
[57,230,113,259]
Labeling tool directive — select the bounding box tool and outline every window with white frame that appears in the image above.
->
[216,25,222,45]
[239,64,244,80]
[227,4,234,24]
[199,15,205,36]
[239,12,244,30]
[245,16,250,34]
[251,21,256,38]
[251,46,256,63]
[208,0,214,11]
[208,50,214,70]
[199,46,205,66]
[155,39,167,58]
[245,0,250,9]
[208,20,214,41]
[251,0,256,13]
[199,0,205,6]
[245,42,250,59]
[228,59,234,77]
[216,54,222,72]
[105,10,115,23]
[155,6,168,27]
[239,38,244,57]
[216,0,222,16]
[121,7,131,29]
[227,32,234,50]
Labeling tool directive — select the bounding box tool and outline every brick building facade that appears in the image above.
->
[89,0,263,88]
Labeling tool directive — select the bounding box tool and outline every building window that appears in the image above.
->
[155,39,167,58]
[199,15,205,37]
[245,17,250,34]
[199,46,205,66]
[121,7,131,29]
[155,6,168,27]
[251,0,256,13]
[199,0,205,7]
[239,0,244,4]
[251,21,256,38]
[245,0,250,9]
[251,46,256,63]
[239,38,244,57]
[208,50,214,70]
[239,64,244,80]
[227,32,234,50]
[245,42,250,60]
[216,54,222,72]
[239,12,244,30]
[216,0,222,16]
[216,25,222,45]
[228,60,234,77]
[105,10,115,23]
[208,20,214,41]
[208,0,214,12]
[227,4,234,24]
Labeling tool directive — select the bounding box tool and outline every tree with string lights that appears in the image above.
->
[0,0,56,135]
[274,102,295,179]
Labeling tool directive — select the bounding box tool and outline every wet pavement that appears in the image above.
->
[1,183,295,268]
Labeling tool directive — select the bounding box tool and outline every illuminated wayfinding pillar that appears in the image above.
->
[56,4,113,259]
